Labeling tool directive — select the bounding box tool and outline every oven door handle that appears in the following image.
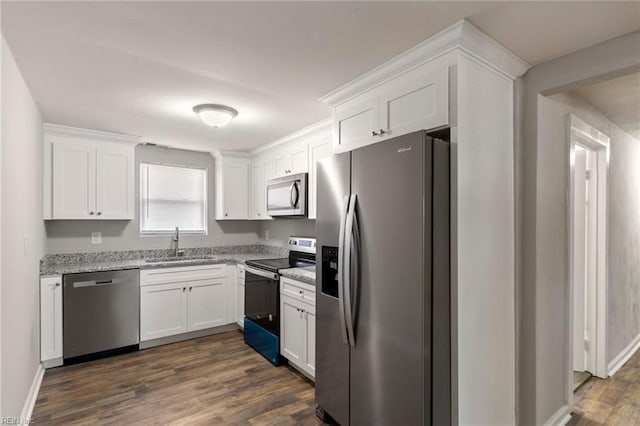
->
[245,265,279,281]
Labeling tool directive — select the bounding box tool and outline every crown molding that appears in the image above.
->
[319,19,530,107]
[250,117,331,156]
[43,123,141,145]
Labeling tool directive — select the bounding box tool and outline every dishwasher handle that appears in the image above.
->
[73,278,123,288]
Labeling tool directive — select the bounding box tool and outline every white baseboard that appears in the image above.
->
[544,404,571,426]
[20,364,44,421]
[608,332,640,377]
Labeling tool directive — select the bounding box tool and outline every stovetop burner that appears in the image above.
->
[245,258,291,273]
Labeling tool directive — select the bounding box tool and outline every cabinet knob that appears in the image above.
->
[379,129,386,135]
[55,282,61,287]
[96,211,102,216]
[182,287,186,292]
[225,213,228,217]
[189,286,193,291]
[371,131,379,136]
[257,213,261,216]
[89,211,95,215]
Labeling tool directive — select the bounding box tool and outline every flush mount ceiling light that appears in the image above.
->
[193,104,238,128]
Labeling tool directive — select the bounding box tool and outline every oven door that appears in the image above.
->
[244,266,280,335]
[266,173,307,217]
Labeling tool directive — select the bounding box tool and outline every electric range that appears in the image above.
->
[243,236,316,365]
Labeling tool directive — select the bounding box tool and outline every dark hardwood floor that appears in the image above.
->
[569,348,640,425]
[33,330,323,425]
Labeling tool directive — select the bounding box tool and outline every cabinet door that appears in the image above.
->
[289,141,309,175]
[40,276,63,362]
[274,152,291,178]
[333,99,379,154]
[378,67,449,140]
[52,141,96,219]
[96,145,134,219]
[281,295,304,365]
[227,264,237,325]
[304,305,316,378]
[237,266,245,327]
[250,163,266,219]
[140,282,188,341]
[237,281,245,327]
[222,163,248,219]
[187,278,228,331]
[307,135,332,219]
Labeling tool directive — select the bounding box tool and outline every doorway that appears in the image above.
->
[568,115,609,406]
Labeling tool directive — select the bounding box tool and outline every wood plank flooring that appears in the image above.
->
[569,348,640,425]
[33,330,323,425]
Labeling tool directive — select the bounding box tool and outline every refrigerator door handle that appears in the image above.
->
[337,195,350,345]
[344,193,358,347]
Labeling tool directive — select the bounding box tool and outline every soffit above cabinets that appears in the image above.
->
[2,2,638,153]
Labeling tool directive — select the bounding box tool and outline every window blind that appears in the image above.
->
[140,163,207,234]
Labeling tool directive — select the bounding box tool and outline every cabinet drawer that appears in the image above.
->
[141,264,227,286]
[281,277,316,305]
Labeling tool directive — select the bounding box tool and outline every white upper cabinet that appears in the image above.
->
[96,145,135,219]
[52,141,96,219]
[330,66,449,153]
[334,99,379,153]
[271,139,309,179]
[214,153,250,220]
[44,124,138,220]
[250,161,267,220]
[378,68,448,141]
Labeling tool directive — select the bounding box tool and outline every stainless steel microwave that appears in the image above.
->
[266,173,307,217]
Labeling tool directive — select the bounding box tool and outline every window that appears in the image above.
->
[140,163,207,235]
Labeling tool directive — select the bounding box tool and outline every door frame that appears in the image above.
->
[567,114,609,407]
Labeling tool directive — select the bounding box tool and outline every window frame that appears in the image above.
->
[139,162,209,236]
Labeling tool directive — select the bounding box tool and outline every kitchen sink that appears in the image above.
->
[144,255,216,263]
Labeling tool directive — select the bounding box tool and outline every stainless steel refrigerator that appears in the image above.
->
[315,130,451,425]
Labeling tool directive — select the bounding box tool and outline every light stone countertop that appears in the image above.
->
[40,245,288,276]
[279,265,316,286]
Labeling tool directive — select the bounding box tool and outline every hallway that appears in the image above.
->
[569,349,640,424]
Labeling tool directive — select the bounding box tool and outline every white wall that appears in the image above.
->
[258,219,315,246]
[1,37,46,417]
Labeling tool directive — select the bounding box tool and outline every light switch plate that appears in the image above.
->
[91,232,102,244]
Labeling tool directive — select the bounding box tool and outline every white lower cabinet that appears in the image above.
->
[40,276,63,366]
[237,265,245,327]
[187,278,228,331]
[280,278,316,379]
[140,264,232,342]
[140,282,188,341]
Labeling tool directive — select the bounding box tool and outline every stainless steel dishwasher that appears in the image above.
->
[63,269,139,362]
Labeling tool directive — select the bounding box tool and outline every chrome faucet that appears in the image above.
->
[172,226,184,257]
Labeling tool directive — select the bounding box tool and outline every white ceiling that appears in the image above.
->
[574,72,640,141]
[2,1,639,153]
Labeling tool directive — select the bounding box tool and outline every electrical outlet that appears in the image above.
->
[91,232,102,244]
[265,230,270,241]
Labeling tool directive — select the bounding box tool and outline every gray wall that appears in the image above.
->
[258,219,315,246]
[1,38,46,417]
[45,145,263,254]
[518,31,640,425]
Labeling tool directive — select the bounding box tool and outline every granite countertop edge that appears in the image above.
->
[278,266,316,285]
[40,245,289,276]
